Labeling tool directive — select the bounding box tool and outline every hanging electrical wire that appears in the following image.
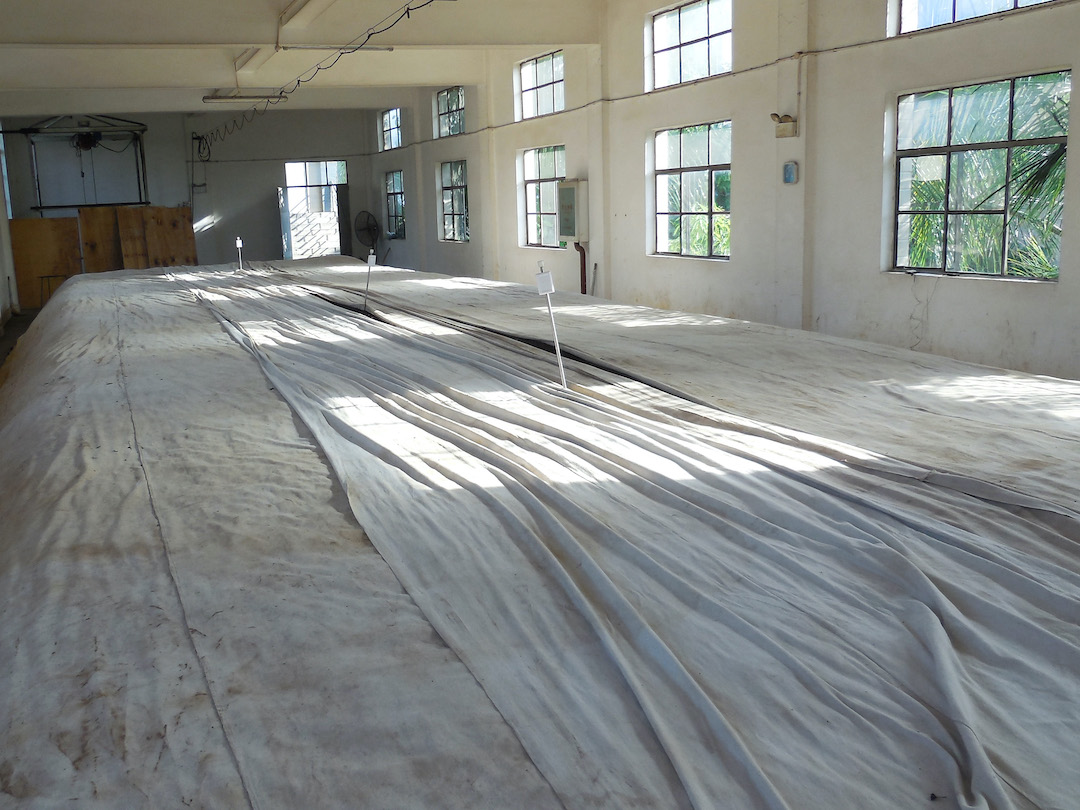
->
[194,0,446,161]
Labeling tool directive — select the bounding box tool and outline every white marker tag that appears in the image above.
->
[535,270,555,296]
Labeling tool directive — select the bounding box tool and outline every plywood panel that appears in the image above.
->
[144,206,198,268]
[9,218,81,309]
[78,207,123,273]
[117,206,149,270]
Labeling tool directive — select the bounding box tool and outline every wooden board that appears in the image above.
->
[78,207,123,273]
[117,206,149,270]
[144,206,197,268]
[9,218,81,309]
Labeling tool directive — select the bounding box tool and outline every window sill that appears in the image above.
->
[887,268,1058,283]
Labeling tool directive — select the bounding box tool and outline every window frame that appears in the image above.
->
[522,145,567,249]
[439,160,469,242]
[380,108,402,151]
[519,50,565,120]
[893,70,1070,279]
[654,120,732,259]
[650,0,733,91]
[899,0,1056,34]
[385,170,405,240]
[436,86,466,138]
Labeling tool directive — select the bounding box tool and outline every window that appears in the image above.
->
[655,120,731,257]
[440,160,468,242]
[281,160,348,259]
[894,71,1070,279]
[381,108,402,150]
[652,0,732,90]
[900,0,1056,33]
[385,170,405,240]
[523,146,566,248]
[520,51,565,119]
[437,87,465,137]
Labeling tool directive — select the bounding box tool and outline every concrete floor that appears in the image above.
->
[0,310,38,367]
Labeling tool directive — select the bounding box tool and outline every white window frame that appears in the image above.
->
[439,160,469,242]
[436,87,466,138]
[380,108,402,151]
[649,0,732,92]
[385,170,405,240]
[522,145,566,248]
[897,0,1057,34]
[519,51,565,120]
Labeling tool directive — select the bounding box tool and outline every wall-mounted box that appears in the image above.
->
[557,179,588,242]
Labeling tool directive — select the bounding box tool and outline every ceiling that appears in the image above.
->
[0,0,600,117]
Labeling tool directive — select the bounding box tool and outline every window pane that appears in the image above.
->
[655,49,681,89]
[539,147,555,178]
[654,9,680,50]
[1013,71,1071,140]
[681,125,709,167]
[900,0,954,32]
[438,91,449,114]
[453,188,467,213]
[327,161,347,184]
[657,174,680,213]
[456,215,468,241]
[541,214,558,246]
[537,54,553,85]
[540,179,556,212]
[441,162,452,186]
[683,170,709,213]
[896,213,945,268]
[955,0,1011,22]
[681,40,709,83]
[285,162,306,186]
[439,117,450,138]
[712,169,731,212]
[680,1,708,43]
[524,150,539,181]
[949,148,1007,210]
[538,86,554,116]
[709,120,732,164]
[306,162,327,185]
[553,52,564,82]
[897,90,949,149]
[523,88,538,119]
[452,110,465,134]
[1008,215,1061,279]
[443,190,454,212]
[709,32,733,75]
[521,60,536,91]
[951,80,1010,144]
[709,0,733,33]
[527,182,540,214]
[658,214,681,252]
[1008,143,1066,278]
[898,154,946,211]
[554,81,565,113]
[527,213,541,244]
[555,146,566,178]
[681,214,709,255]
[656,130,680,171]
[712,213,731,256]
[452,161,466,186]
[947,213,1004,274]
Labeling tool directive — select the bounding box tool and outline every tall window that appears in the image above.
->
[655,120,731,257]
[894,71,1070,279]
[900,0,1056,33]
[520,51,565,120]
[381,108,402,150]
[523,145,566,248]
[437,87,465,137]
[440,160,468,242]
[385,170,405,240]
[281,160,348,259]
[652,0,732,90]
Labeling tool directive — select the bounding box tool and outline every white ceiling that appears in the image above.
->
[0,0,600,116]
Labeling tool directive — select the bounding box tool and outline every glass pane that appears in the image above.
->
[439,116,450,138]
[521,60,536,91]
[390,108,400,127]
[682,125,709,167]
[541,214,558,246]
[1014,71,1071,140]
[682,214,709,255]
[657,214,681,253]
[540,179,556,212]
[523,88,538,119]
[453,188,467,213]
[654,9,680,50]
[306,162,327,185]
[327,161,347,184]
[655,49,681,89]
[526,182,540,214]
[657,173,680,213]
[712,213,731,256]
[438,91,449,114]
[452,161,465,186]
[442,190,453,212]
[947,213,1004,274]
[553,52,564,82]
[285,162,306,186]
[949,148,1007,210]
[1008,143,1066,279]
[555,146,566,178]
[538,86,554,116]
[539,147,555,178]
[527,214,541,244]
[656,129,680,171]
[680,1,708,43]
[897,90,949,149]
[898,154,946,211]
[896,213,945,268]
[951,81,1010,144]
[1008,216,1061,279]
[900,0,954,32]
[441,162,452,187]
[709,120,732,164]
[537,54,553,85]
[955,0,1011,22]
[709,32,733,75]
[683,170,709,213]
[452,110,465,134]
[554,81,565,112]
[709,0,733,33]
[524,150,538,181]
[456,214,468,241]
[681,40,709,83]
[712,169,731,212]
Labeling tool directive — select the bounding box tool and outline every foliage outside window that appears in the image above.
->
[385,170,405,239]
[655,120,731,257]
[381,108,402,150]
[895,71,1070,279]
[524,146,566,248]
[440,160,468,242]
[652,0,732,90]
[520,51,565,119]
[900,0,1055,33]
[437,87,465,137]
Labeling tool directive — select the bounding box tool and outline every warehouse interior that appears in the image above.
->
[2,1,1080,808]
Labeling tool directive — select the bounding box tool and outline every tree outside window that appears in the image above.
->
[655,120,731,258]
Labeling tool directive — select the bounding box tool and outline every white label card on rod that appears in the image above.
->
[536,270,555,296]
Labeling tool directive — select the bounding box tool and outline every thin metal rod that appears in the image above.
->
[545,293,567,389]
